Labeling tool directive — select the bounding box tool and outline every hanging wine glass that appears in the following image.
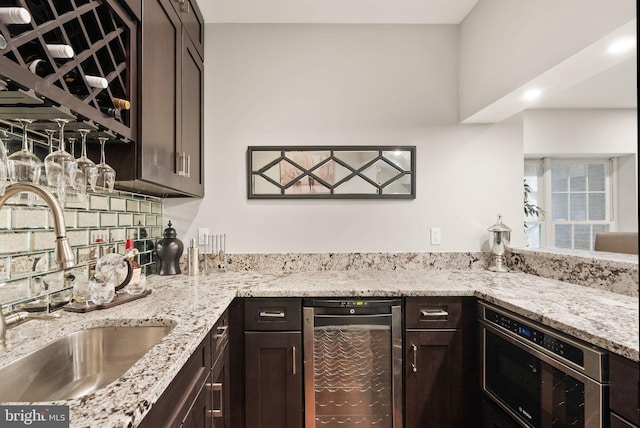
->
[76,129,98,192]
[7,118,42,183]
[45,118,77,202]
[67,135,84,196]
[36,128,57,187]
[95,136,115,193]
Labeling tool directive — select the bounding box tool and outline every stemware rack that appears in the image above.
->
[0,0,137,141]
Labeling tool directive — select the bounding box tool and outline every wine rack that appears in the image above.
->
[0,0,137,141]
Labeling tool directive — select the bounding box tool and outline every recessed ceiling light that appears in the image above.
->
[608,37,636,54]
[522,89,542,101]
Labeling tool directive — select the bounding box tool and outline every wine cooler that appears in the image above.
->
[303,298,402,428]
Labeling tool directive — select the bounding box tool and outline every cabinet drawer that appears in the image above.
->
[212,310,229,366]
[610,353,640,425]
[405,297,462,329]
[245,298,302,331]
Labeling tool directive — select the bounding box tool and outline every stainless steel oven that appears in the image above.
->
[479,301,608,428]
[303,298,402,428]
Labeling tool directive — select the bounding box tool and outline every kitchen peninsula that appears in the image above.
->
[0,265,637,427]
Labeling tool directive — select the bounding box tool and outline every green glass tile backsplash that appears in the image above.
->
[0,190,163,309]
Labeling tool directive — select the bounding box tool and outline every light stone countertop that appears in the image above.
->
[0,270,637,427]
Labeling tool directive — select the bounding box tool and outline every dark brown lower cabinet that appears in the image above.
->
[244,331,303,428]
[405,330,464,428]
[404,297,479,428]
[610,353,640,428]
[139,332,212,428]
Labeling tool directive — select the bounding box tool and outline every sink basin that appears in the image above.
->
[0,325,173,402]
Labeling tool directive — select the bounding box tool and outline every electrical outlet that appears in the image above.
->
[430,227,441,245]
[198,228,210,245]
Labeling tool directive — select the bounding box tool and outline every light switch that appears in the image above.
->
[430,227,441,245]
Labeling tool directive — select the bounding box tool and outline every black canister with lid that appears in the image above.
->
[156,221,184,275]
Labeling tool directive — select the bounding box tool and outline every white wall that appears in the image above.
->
[523,109,638,233]
[165,24,524,253]
[616,154,638,232]
[458,0,635,121]
[523,109,637,155]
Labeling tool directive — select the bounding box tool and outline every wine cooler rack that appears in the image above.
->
[0,0,137,141]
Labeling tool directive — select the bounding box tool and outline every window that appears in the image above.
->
[524,158,614,250]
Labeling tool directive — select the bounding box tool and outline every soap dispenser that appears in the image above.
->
[156,221,184,275]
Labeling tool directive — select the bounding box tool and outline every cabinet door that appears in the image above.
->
[610,353,640,426]
[140,0,181,190]
[405,330,463,428]
[179,32,204,196]
[167,0,205,58]
[182,372,213,428]
[245,332,303,428]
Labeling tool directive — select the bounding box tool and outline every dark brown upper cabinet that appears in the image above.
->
[116,0,204,197]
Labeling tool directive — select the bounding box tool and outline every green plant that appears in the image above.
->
[524,179,544,228]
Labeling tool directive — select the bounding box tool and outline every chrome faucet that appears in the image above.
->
[0,183,75,347]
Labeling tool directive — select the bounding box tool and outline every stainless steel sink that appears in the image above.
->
[0,325,173,402]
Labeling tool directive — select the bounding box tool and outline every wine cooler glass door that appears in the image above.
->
[303,305,402,428]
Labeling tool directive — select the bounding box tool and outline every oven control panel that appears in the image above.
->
[485,308,584,366]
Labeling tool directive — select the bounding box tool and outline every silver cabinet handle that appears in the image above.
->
[185,154,191,178]
[259,310,285,318]
[178,0,190,13]
[215,325,228,337]
[411,343,418,373]
[292,346,297,375]
[420,309,448,317]
[176,152,187,177]
[207,382,223,418]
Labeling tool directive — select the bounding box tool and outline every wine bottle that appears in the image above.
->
[96,93,131,110]
[0,7,31,24]
[27,58,53,76]
[64,71,108,93]
[21,42,74,65]
[45,43,74,59]
[124,239,142,292]
[100,106,122,122]
[84,75,108,89]
[112,97,130,110]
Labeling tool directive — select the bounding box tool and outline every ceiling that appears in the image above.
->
[195,1,637,115]
[197,0,480,24]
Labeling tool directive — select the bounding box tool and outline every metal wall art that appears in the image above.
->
[247,146,416,199]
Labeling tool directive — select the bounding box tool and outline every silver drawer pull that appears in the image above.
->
[259,310,285,318]
[208,382,223,418]
[420,309,448,317]
[214,325,228,338]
